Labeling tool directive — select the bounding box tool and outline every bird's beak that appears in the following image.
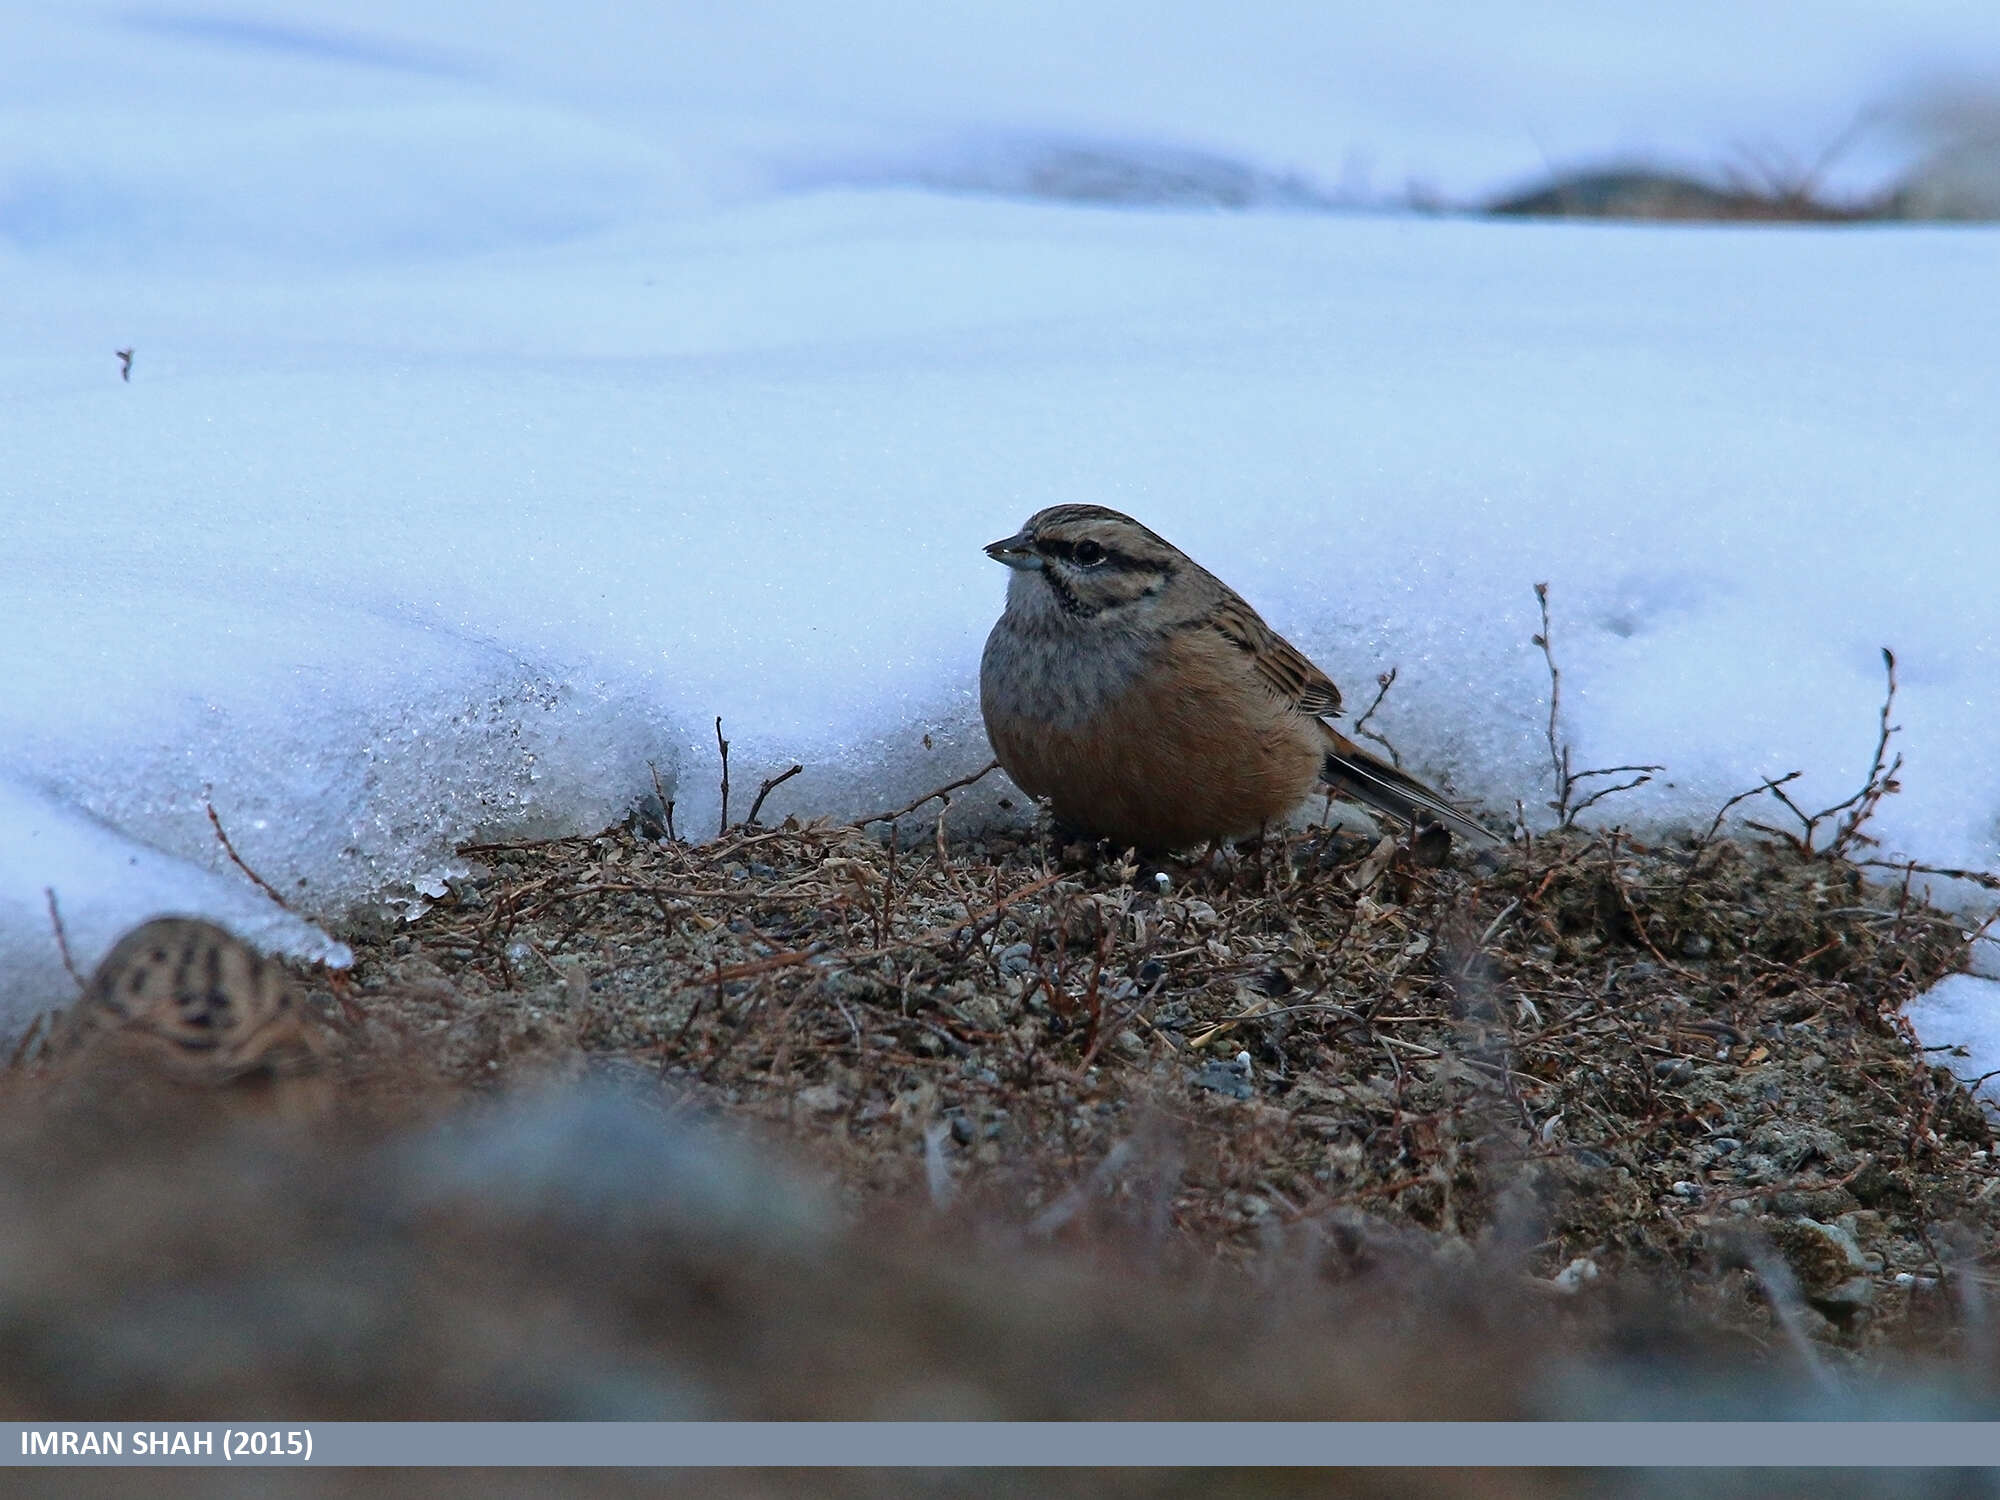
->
[984,532,1041,570]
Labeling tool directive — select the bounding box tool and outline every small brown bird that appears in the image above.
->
[51,916,324,1086]
[979,504,1495,851]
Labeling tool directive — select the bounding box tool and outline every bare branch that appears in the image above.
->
[1534,583,1661,828]
[1534,582,1564,811]
[745,764,804,827]
[854,759,1001,828]
[1856,859,2000,895]
[1566,763,1665,787]
[647,761,676,843]
[44,888,84,994]
[714,718,731,838]
[1821,647,1903,857]
[206,799,293,911]
[1350,667,1402,768]
[1567,771,1658,818]
[1681,772,1802,888]
[1742,648,1903,858]
[1704,773,1800,851]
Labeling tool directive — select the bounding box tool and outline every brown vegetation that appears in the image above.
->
[2,764,1997,1500]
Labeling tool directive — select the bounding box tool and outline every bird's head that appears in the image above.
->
[984,505,1185,625]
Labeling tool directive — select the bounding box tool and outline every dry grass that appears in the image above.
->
[5,773,1998,1445]
[307,801,1996,1358]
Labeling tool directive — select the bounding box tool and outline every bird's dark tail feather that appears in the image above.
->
[1319,728,1500,845]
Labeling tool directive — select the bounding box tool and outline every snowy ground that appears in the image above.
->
[3,3,1997,1080]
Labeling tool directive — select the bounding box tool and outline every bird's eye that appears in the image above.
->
[1072,540,1105,566]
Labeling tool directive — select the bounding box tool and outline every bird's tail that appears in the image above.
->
[1319,726,1500,845]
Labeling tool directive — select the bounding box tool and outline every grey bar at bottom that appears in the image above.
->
[8,1423,2000,1467]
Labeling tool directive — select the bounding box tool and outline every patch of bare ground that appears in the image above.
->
[7,769,2000,1445]
[311,798,1996,1365]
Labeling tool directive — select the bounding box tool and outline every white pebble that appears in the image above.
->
[1551,1257,1599,1293]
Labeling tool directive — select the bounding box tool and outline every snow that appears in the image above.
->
[3,2,1998,1085]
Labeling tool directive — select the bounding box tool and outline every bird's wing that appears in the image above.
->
[1320,725,1500,844]
[1207,594,1344,718]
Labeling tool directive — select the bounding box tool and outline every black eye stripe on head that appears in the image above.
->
[1036,537,1143,570]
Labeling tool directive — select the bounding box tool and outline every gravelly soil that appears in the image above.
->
[7,784,2000,1463]
[315,803,1999,1362]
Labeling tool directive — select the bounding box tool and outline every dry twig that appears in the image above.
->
[648,761,677,843]
[1351,668,1402,768]
[745,764,804,827]
[1857,859,2000,896]
[1745,648,1903,858]
[205,799,292,911]
[714,719,731,838]
[854,759,1001,828]
[1532,583,1661,827]
[43,888,84,993]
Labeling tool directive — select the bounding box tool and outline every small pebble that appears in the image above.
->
[1551,1257,1599,1293]
[1190,1054,1255,1101]
[1817,1276,1876,1311]
[1791,1215,1876,1273]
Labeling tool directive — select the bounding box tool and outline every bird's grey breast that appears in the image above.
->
[980,604,1160,733]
